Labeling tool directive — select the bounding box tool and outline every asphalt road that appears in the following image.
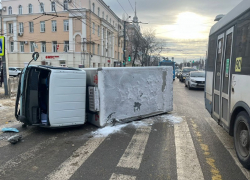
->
[0,80,249,180]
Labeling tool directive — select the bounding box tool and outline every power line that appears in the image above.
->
[127,0,135,13]
[116,0,129,17]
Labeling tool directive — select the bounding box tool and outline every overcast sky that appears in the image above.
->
[104,0,243,63]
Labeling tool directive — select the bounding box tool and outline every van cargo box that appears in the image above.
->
[84,67,173,127]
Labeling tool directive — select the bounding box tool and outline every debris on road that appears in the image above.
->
[2,127,19,133]
[7,134,22,144]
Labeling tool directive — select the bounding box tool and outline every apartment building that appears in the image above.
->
[1,0,124,68]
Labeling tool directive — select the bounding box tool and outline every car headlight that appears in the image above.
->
[191,79,196,82]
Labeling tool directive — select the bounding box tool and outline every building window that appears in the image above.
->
[92,3,95,13]
[19,22,23,33]
[92,22,95,34]
[64,20,69,31]
[29,22,34,33]
[52,20,57,32]
[20,42,24,52]
[97,44,100,55]
[113,21,114,26]
[92,44,95,54]
[102,12,104,18]
[51,2,56,12]
[110,18,111,24]
[10,42,14,52]
[64,41,69,52]
[30,41,35,52]
[98,25,100,36]
[8,6,12,15]
[98,7,100,16]
[40,3,44,13]
[40,21,45,32]
[118,52,120,60]
[19,5,22,15]
[9,23,13,34]
[28,4,33,14]
[106,15,108,21]
[41,42,46,52]
[63,0,68,10]
[52,41,57,52]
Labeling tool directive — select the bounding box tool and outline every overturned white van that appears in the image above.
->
[15,65,86,127]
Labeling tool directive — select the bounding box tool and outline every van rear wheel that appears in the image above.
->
[234,111,250,169]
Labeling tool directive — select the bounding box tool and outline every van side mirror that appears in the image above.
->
[32,52,39,61]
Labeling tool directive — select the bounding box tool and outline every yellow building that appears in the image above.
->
[1,0,124,68]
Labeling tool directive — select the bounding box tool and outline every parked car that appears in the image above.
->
[9,67,23,77]
[185,71,205,90]
[179,67,197,82]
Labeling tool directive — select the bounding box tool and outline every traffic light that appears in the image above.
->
[128,55,131,62]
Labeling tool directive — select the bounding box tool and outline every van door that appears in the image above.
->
[213,33,224,119]
[220,27,234,126]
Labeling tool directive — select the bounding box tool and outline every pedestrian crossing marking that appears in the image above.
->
[45,137,106,180]
[117,126,151,170]
[175,117,204,180]
[109,173,136,180]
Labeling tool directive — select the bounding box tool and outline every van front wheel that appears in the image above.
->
[234,111,250,169]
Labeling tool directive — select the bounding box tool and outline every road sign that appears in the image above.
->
[0,36,5,56]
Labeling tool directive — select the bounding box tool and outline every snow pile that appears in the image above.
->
[91,114,183,137]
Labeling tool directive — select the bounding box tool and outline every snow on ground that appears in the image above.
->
[91,114,183,137]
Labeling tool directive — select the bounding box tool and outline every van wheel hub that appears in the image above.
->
[240,130,249,147]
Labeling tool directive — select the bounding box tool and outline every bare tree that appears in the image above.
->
[140,29,164,66]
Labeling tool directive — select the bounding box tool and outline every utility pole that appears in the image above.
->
[123,20,126,67]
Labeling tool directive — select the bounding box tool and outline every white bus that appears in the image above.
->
[205,0,250,169]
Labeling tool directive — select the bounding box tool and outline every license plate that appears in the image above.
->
[183,77,186,79]
[198,84,204,86]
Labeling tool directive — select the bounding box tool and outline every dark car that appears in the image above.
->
[176,70,182,78]
[179,67,197,82]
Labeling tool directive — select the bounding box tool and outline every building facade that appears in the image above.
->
[1,0,124,68]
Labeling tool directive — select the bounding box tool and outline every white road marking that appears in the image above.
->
[46,137,106,180]
[0,137,57,176]
[109,173,136,180]
[205,118,250,179]
[117,126,151,170]
[175,117,204,180]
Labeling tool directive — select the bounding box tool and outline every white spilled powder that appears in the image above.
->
[91,114,183,137]
[92,124,128,137]
[160,114,183,124]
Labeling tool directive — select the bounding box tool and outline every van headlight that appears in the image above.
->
[191,79,196,82]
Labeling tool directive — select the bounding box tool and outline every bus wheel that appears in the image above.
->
[234,111,250,169]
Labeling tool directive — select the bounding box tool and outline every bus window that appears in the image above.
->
[234,20,250,75]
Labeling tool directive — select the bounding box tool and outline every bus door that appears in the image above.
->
[220,27,234,126]
[213,33,224,119]
[213,27,234,125]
